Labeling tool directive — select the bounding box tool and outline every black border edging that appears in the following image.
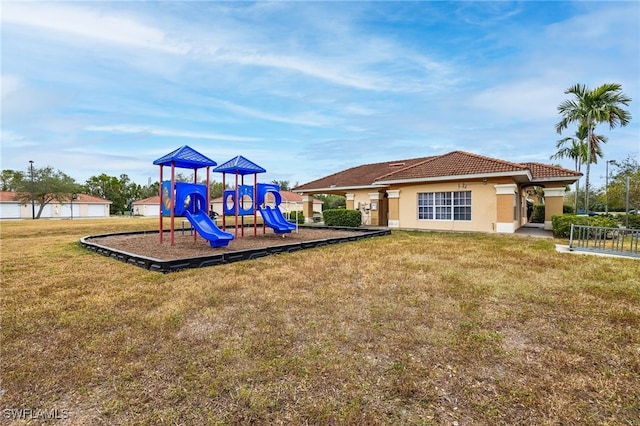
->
[80,226,391,273]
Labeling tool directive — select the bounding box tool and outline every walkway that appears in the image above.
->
[514,223,553,238]
[514,223,635,259]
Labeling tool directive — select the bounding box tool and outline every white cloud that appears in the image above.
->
[2,2,455,94]
[0,130,37,149]
[1,3,188,54]
[207,98,337,128]
[468,80,567,121]
[85,125,262,143]
[1,74,24,99]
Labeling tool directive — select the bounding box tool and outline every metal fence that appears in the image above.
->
[569,224,640,259]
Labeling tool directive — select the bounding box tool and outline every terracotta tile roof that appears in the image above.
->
[375,151,528,182]
[0,191,18,202]
[73,194,112,203]
[519,162,582,180]
[294,151,581,191]
[0,192,111,203]
[133,196,160,205]
[293,156,434,191]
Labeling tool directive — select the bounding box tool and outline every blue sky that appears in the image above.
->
[2,1,639,189]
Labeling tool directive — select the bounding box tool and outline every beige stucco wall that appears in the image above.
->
[19,204,32,218]
[133,203,160,217]
[302,196,314,222]
[16,202,110,219]
[543,187,566,230]
[387,190,400,228]
[346,190,384,226]
[394,181,499,232]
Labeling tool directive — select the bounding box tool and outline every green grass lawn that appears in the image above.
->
[1,219,639,424]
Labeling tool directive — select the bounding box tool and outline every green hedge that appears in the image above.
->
[530,204,545,223]
[616,213,640,230]
[551,214,619,238]
[322,209,362,227]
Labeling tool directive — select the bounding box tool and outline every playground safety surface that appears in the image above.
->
[81,226,391,272]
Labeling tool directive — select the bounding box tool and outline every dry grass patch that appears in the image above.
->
[1,219,639,424]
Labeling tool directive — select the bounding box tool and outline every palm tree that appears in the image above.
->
[551,124,606,210]
[556,83,632,211]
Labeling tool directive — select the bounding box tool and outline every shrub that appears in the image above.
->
[563,204,575,214]
[322,209,362,227]
[530,204,545,223]
[286,210,305,224]
[551,214,620,238]
[617,213,640,230]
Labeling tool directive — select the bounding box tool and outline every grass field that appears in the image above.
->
[1,218,639,425]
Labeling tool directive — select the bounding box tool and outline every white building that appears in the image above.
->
[132,196,161,217]
[0,192,112,219]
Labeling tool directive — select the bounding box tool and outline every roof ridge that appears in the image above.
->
[522,161,568,169]
[520,162,582,177]
[295,155,435,189]
[153,145,217,168]
[374,156,439,181]
[451,150,529,170]
[214,155,266,174]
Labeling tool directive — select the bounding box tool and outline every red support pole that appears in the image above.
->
[170,162,175,246]
[206,166,210,215]
[254,173,258,237]
[234,172,239,239]
[206,166,211,229]
[222,172,226,231]
[241,174,245,237]
[159,166,163,244]
[193,168,197,242]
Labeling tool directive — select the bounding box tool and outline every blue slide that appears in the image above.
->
[184,210,234,247]
[258,206,297,234]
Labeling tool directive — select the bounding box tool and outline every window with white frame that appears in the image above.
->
[418,191,471,221]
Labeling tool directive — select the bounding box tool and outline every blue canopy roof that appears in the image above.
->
[213,155,266,175]
[153,145,217,169]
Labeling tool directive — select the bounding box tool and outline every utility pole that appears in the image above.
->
[29,160,35,219]
[605,160,618,215]
[626,177,630,229]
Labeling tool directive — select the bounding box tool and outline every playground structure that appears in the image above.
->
[222,183,297,235]
[154,146,296,248]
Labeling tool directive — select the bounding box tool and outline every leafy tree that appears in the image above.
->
[12,165,81,219]
[83,173,141,214]
[84,173,161,215]
[84,173,118,199]
[565,186,600,211]
[209,181,226,199]
[315,194,346,209]
[0,169,24,191]
[144,181,160,199]
[271,180,299,192]
[556,83,632,211]
[83,174,122,214]
[605,156,639,212]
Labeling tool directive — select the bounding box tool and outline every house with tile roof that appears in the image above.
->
[0,192,112,219]
[293,151,581,233]
[132,196,162,217]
